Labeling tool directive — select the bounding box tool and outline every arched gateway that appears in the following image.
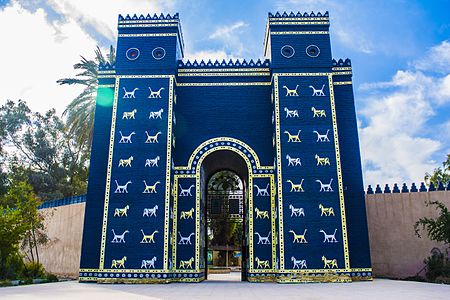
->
[79,11,372,283]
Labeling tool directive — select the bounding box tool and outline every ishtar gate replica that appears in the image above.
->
[79,11,372,283]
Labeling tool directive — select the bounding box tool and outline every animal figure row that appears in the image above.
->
[122,87,165,99]
[285,154,330,167]
[255,228,338,244]
[110,229,197,245]
[113,180,161,194]
[282,84,327,97]
[115,178,333,195]
[110,229,158,244]
[111,255,337,270]
[288,204,335,217]
[117,152,329,170]
[121,108,164,120]
[284,106,326,118]
[118,131,162,144]
[284,129,331,143]
[284,178,334,193]
[288,229,339,244]
[113,205,158,217]
[113,204,195,220]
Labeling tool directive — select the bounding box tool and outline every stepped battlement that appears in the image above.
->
[268,11,329,19]
[366,182,450,194]
[118,13,179,22]
[98,62,115,71]
[177,59,270,69]
[332,58,352,67]
[99,59,350,71]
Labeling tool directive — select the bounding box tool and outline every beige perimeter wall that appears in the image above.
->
[38,191,450,278]
[38,203,85,278]
[366,190,450,278]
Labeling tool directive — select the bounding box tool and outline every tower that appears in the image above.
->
[265,11,371,280]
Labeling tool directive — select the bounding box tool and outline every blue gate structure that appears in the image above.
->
[79,11,372,283]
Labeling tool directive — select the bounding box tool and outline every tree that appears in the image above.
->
[0,100,88,200]
[424,154,450,187]
[2,182,47,265]
[57,46,116,150]
[0,207,28,279]
[414,201,450,246]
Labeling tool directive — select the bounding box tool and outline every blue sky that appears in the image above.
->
[0,0,449,186]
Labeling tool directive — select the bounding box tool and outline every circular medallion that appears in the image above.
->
[125,48,140,60]
[152,47,166,60]
[306,45,320,57]
[280,45,295,58]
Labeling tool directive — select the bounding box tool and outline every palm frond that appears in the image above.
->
[58,45,116,149]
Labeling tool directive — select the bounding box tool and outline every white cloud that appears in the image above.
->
[0,1,98,114]
[359,80,441,185]
[184,50,240,62]
[209,21,248,40]
[46,0,178,42]
[208,21,249,57]
[358,66,450,185]
[334,26,374,54]
[414,40,450,73]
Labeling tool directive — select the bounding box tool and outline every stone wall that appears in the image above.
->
[366,190,450,278]
[38,203,85,278]
[38,190,450,279]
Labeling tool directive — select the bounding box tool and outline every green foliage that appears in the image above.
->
[208,171,241,191]
[414,201,450,246]
[207,171,244,264]
[22,261,46,279]
[423,249,450,282]
[1,182,48,266]
[45,273,58,282]
[1,253,27,281]
[425,154,450,187]
[0,182,50,280]
[57,46,116,150]
[0,208,28,279]
[0,100,89,200]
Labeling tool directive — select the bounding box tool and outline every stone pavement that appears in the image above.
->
[1,276,449,300]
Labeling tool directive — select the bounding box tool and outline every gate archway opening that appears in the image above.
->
[200,150,249,282]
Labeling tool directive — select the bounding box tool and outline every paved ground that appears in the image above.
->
[1,275,449,300]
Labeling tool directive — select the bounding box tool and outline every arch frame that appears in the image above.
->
[171,138,277,280]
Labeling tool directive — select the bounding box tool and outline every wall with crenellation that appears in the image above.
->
[365,183,450,279]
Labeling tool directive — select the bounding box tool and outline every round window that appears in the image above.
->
[152,47,166,60]
[306,45,320,58]
[281,45,295,58]
[125,48,140,60]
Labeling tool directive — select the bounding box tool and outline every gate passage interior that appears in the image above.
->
[79,10,372,283]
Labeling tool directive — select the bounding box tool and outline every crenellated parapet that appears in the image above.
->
[332,59,351,68]
[268,11,329,18]
[98,62,116,72]
[177,59,270,69]
[118,13,179,22]
[366,182,450,194]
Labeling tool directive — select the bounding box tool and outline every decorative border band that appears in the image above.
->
[178,68,270,73]
[177,72,270,77]
[333,81,352,85]
[176,82,271,87]
[271,31,329,35]
[118,33,178,37]
[269,21,329,25]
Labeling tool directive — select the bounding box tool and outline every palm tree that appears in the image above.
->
[57,46,115,151]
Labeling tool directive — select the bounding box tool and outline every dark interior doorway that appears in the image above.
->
[201,150,249,281]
